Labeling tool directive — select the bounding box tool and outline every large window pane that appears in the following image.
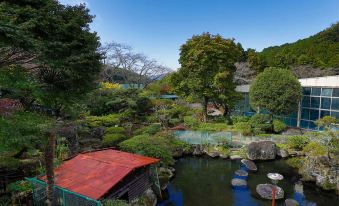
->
[302,96,310,108]
[333,89,339,97]
[332,98,339,110]
[310,97,320,108]
[301,108,310,120]
[331,111,339,119]
[311,88,321,96]
[321,88,332,97]
[320,110,330,118]
[300,120,309,129]
[321,98,331,109]
[309,109,319,120]
[290,118,297,127]
[303,87,311,95]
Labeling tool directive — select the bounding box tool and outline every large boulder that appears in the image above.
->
[206,151,220,158]
[256,184,284,200]
[192,145,204,156]
[133,189,157,206]
[241,159,257,172]
[277,149,289,158]
[231,178,247,187]
[247,141,277,160]
[299,155,338,192]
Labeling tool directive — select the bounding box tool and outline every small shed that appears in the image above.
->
[29,149,159,205]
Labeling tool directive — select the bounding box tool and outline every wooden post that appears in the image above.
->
[271,186,276,206]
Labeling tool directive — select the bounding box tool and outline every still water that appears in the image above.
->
[158,156,338,206]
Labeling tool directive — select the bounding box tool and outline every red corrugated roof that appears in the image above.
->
[39,149,159,200]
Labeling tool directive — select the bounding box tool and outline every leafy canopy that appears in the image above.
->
[249,67,302,115]
[170,33,243,119]
[0,0,102,113]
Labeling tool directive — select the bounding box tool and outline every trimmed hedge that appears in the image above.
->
[119,133,189,166]
[102,133,127,146]
[86,114,120,128]
[287,135,309,150]
[105,126,125,134]
[273,120,287,133]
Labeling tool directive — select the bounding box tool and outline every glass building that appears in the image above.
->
[234,76,339,130]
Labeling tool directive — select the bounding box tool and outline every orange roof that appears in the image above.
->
[39,149,159,200]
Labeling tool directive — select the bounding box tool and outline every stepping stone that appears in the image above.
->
[230,155,241,160]
[285,199,299,206]
[241,159,258,172]
[231,178,247,187]
[256,184,284,200]
[234,169,248,177]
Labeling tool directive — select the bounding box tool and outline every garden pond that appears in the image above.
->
[158,156,338,206]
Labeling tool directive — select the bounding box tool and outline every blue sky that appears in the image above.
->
[59,0,339,70]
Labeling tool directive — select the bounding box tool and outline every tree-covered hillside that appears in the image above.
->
[260,23,339,68]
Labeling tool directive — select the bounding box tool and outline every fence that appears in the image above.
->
[26,177,101,206]
[174,131,233,145]
[174,130,288,146]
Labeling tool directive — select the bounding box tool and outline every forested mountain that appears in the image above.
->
[260,23,339,68]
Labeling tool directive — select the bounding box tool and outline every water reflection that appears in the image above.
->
[158,156,338,206]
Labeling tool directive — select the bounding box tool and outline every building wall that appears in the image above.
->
[234,76,339,130]
[300,87,339,130]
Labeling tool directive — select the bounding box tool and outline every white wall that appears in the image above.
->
[299,75,339,88]
[236,75,339,93]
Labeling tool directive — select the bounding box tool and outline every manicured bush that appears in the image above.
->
[287,135,309,150]
[86,114,120,128]
[231,115,250,124]
[303,142,328,156]
[183,116,199,128]
[196,123,229,132]
[286,157,304,168]
[234,122,252,136]
[134,124,162,136]
[169,118,182,126]
[104,126,125,134]
[102,134,127,146]
[273,119,287,133]
[249,114,271,133]
[143,124,162,135]
[119,133,189,165]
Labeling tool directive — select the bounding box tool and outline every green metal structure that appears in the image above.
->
[26,177,101,206]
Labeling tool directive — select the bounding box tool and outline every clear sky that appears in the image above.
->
[59,0,339,70]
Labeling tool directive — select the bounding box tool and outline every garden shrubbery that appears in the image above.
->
[287,135,309,150]
[273,119,287,133]
[303,142,328,156]
[119,132,189,165]
[134,124,162,135]
[102,133,127,147]
[102,126,126,146]
[232,114,286,135]
[86,114,121,128]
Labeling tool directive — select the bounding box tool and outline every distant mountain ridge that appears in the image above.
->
[260,23,339,68]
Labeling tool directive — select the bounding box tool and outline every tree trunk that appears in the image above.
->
[45,131,56,206]
[270,113,274,133]
[223,106,232,124]
[203,96,208,122]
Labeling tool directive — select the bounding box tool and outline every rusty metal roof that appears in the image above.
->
[39,149,159,200]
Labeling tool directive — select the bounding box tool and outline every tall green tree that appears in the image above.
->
[0,0,102,115]
[245,48,267,73]
[171,33,242,121]
[249,67,302,127]
[0,1,102,204]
